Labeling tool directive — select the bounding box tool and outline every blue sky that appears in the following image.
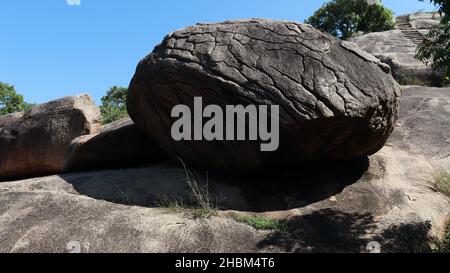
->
[0,0,437,104]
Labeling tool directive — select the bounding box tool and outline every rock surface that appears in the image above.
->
[64,118,169,172]
[389,86,450,169]
[0,86,448,253]
[351,12,443,86]
[0,94,101,179]
[0,184,262,253]
[128,19,401,171]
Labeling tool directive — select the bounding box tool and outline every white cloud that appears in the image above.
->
[66,0,81,6]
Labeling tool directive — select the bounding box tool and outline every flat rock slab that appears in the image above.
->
[0,189,263,253]
[128,19,400,171]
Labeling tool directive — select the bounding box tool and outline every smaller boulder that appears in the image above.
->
[0,94,101,179]
[64,118,169,172]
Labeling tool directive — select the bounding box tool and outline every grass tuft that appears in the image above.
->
[432,170,450,197]
[154,158,218,218]
[234,215,286,231]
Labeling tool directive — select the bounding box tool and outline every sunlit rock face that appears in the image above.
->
[0,94,101,179]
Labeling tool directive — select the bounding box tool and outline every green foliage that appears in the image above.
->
[0,82,34,115]
[416,0,450,83]
[432,170,450,197]
[305,0,395,40]
[234,215,286,231]
[100,86,129,124]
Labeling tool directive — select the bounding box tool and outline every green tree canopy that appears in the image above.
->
[305,0,396,40]
[416,0,450,83]
[0,82,33,116]
[100,86,129,124]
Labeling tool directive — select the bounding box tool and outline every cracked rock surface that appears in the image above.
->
[128,19,401,170]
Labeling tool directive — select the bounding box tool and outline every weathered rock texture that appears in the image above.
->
[351,12,443,86]
[64,118,169,172]
[0,94,101,179]
[128,19,401,171]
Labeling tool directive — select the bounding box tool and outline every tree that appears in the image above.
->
[100,86,129,124]
[0,82,33,116]
[305,0,396,40]
[416,0,450,84]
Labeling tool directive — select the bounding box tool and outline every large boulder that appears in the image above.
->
[128,19,401,171]
[0,94,101,179]
[64,117,169,172]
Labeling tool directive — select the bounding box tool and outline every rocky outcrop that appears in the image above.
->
[407,12,442,32]
[395,13,442,44]
[128,19,401,171]
[64,118,169,172]
[351,12,443,86]
[0,86,448,253]
[0,94,101,179]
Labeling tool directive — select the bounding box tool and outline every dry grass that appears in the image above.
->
[432,170,450,197]
[154,158,218,218]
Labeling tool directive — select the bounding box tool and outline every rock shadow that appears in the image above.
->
[374,221,436,253]
[212,157,370,211]
[257,209,436,253]
[59,156,369,212]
